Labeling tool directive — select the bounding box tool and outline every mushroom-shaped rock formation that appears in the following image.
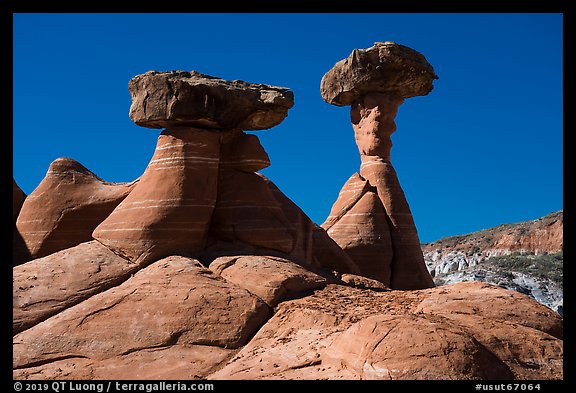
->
[14,158,137,264]
[321,42,436,289]
[94,70,360,273]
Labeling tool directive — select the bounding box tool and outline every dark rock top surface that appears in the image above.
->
[129,70,294,130]
[320,42,438,106]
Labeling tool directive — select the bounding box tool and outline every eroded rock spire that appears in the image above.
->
[321,42,437,289]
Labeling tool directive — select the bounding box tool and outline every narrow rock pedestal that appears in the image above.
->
[321,42,436,289]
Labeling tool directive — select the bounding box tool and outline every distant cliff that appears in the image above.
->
[422,211,563,315]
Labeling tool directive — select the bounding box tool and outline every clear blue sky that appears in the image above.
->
[12,13,563,243]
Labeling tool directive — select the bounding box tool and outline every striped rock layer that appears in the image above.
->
[93,127,222,264]
[15,158,136,264]
[92,126,359,274]
[322,93,434,289]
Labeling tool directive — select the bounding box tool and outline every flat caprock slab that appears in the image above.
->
[129,70,294,130]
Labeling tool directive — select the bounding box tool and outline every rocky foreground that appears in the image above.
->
[13,42,563,380]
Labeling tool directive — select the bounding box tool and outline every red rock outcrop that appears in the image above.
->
[93,127,222,264]
[13,241,136,334]
[209,255,327,307]
[423,211,564,276]
[13,256,270,374]
[264,176,361,274]
[209,282,562,380]
[15,158,136,264]
[13,67,563,381]
[321,42,436,289]
[210,169,295,254]
[95,70,360,273]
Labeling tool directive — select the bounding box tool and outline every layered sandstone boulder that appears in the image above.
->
[321,42,436,289]
[15,158,136,264]
[209,255,328,307]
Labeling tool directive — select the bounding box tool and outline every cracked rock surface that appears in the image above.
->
[14,256,270,377]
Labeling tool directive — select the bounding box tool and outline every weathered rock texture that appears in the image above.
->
[15,158,136,263]
[13,241,136,334]
[209,255,327,307]
[14,279,563,380]
[14,256,270,374]
[129,70,294,130]
[209,282,562,380]
[320,41,438,106]
[321,43,436,289]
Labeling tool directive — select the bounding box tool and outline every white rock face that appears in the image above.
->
[425,250,513,277]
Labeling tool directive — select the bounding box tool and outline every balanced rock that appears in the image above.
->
[321,44,436,289]
[96,72,300,265]
[320,41,438,106]
[129,70,294,130]
[15,158,136,262]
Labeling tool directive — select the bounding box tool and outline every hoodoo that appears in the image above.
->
[321,42,437,289]
[13,62,562,381]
